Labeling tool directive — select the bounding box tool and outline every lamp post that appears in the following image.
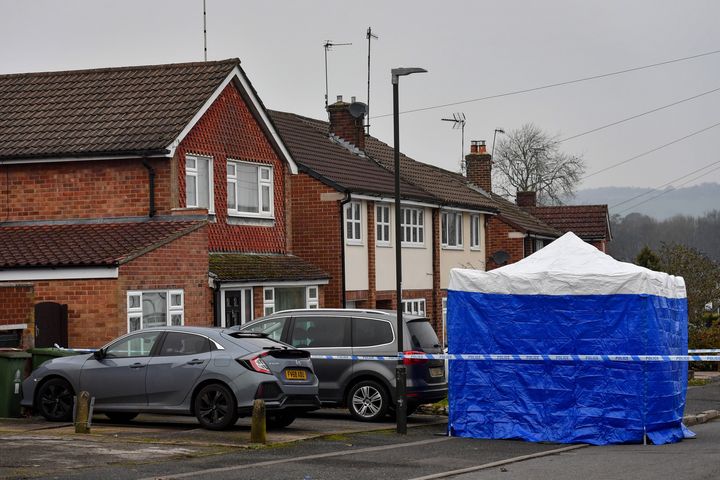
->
[491,128,505,159]
[392,66,427,435]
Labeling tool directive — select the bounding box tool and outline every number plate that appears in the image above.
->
[284,369,307,380]
[429,367,445,378]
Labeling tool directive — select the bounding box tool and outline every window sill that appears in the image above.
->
[470,247,482,251]
[227,215,275,227]
[401,243,426,249]
[442,246,464,251]
[376,243,392,248]
[345,241,364,247]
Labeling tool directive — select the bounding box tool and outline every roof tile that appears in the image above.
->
[0,60,238,159]
[0,221,205,268]
[210,253,329,282]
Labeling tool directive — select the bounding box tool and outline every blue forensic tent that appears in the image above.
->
[447,233,689,445]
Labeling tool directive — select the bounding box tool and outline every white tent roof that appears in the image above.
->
[449,232,686,298]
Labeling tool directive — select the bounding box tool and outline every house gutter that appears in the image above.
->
[339,192,352,308]
[141,158,156,218]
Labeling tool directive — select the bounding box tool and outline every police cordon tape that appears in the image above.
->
[310,353,720,362]
[689,349,720,353]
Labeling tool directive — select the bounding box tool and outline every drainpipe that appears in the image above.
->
[141,158,156,218]
[339,192,351,308]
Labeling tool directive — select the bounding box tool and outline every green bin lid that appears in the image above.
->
[0,350,31,359]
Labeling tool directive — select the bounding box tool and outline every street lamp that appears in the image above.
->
[491,128,505,159]
[392,66,427,435]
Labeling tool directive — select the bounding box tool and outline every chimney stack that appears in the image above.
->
[466,140,493,192]
[516,191,537,207]
[327,95,367,150]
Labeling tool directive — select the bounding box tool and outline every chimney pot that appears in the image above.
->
[470,140,487,154]
[337,95,343,102]
[351,96,356,103]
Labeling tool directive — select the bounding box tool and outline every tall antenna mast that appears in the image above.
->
[324,40,352,109]
[441,113,467,172]
[203,0,207,61]
[366,27,379,135]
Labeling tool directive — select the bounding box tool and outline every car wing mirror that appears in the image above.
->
[93,348,106,361]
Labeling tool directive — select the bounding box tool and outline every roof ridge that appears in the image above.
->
[0,58,240,79]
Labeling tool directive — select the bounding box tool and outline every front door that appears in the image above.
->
[79,331,162,407]
[224,289,253,327]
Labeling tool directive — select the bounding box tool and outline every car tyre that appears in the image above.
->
[347,380,389,422]
[105,412,139,423]
[194,383,238,431]
[37,378,74,422]
[266,412,296,429]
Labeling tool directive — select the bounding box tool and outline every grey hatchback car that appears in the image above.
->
[240,309,448,421]
[21,326,320,430]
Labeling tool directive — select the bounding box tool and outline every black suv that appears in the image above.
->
[239,309,447,421]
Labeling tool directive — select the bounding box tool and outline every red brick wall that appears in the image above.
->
[290,174,342,307]
[175,84,288,254]
[0,158,171,221]
[0,283,34,347]
[29,226,210,348]
[485,217,525,270]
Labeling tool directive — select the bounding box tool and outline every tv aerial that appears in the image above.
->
[324,40,352,109]
[441,113,467,173]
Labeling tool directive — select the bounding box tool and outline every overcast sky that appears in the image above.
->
[3,0,720,195]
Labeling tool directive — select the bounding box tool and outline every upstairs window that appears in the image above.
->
[400,207,424,247]
[441,211,463,248]
[186,155,213,213]
[376,204,390,246]
[227,160,273,217]
[345,201,362,244]
[470,214,481,249]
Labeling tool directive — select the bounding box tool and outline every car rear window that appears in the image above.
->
[407,320,440,351]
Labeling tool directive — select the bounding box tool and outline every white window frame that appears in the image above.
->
[470,214,481,250]
[400,207,424,247]
[264,285,320,314]
[220,287,254,328]
[185,155,214,213]
[376,204,391,246]
[126,290,184,332]
[441,211,463,249]
[345,201,362,245]
[227,159,274,218]
[402,298,426,316]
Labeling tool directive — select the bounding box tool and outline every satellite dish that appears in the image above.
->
[348,102,368,118]
[491,250,510,265]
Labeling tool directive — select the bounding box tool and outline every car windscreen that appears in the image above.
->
[407,320,441,352]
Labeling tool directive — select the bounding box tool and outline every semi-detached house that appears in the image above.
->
[270,98,501,341]
[0,59,328,349]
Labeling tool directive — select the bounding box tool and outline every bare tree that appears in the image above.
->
[493,123,585,205]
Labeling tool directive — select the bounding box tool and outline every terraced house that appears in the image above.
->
[0,59,328,349]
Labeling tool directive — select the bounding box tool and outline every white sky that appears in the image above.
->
[2,0,720,191]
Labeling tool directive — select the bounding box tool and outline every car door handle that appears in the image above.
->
[130,363,146,369]
[186,359,205,365]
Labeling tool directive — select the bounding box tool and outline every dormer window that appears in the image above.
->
[227,160,274,218]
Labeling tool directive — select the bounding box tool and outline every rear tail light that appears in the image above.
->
[236,351,272,374]
[402,350,428,365]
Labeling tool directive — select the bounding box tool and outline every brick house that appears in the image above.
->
[0,59,327,349]
[269,98,499,339]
